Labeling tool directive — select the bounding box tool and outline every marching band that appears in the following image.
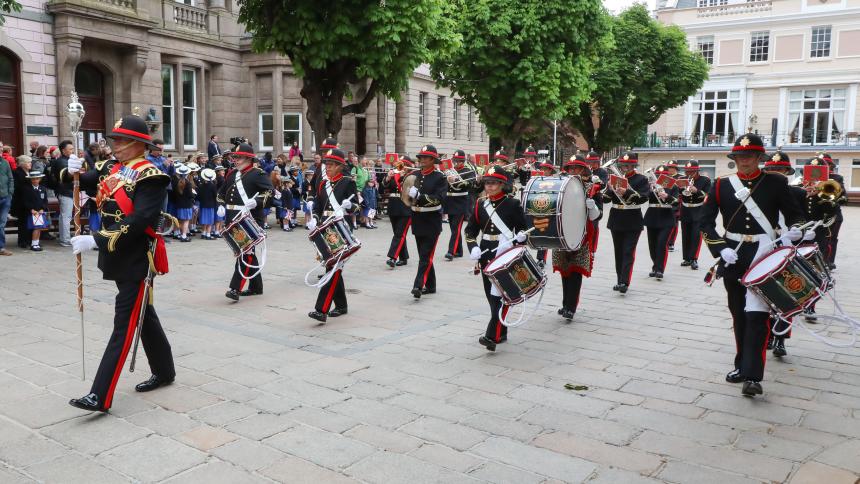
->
[65,114,852,412]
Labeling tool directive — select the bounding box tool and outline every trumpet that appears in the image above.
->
[450,161,518,185]
[599,158,629,205]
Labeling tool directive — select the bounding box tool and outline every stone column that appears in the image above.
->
[175,62,184,152]
[394,91,407,153]
[273,68,283,155]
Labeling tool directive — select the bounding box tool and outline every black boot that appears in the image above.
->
[135,375,174,392]
[726,369,744,383]
[773,338,787,357]
[225,289,240,301]
[308,311,327,323]
[691,260,699,270]
[69,393,106,412]
[742,380,763,396]
[478,336,496,352]
[386,258,396,268]
[329,307,348,317]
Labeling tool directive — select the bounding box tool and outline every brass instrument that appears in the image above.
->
[599,158,629,205]
[816,179,843,216]
[644,168,666,198]
[450,161,518,185]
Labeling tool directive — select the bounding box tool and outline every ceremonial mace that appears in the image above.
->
[67,92,86,381]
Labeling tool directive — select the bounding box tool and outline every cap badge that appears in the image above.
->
[326,149,333,156]
[818,154,825,160]
[114,118,122,129]
[623,154,629,161]
[739,136,751,147]
[772,153,782,162]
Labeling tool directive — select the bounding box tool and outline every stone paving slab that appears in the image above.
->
[2,208,860,482]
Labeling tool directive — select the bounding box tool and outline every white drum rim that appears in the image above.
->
[742,246,795,286]
[486,246,526,272]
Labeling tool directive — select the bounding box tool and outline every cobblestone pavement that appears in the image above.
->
[1,208,860,484]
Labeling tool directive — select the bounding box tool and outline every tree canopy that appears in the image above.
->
[430,0,609,156]
[568,4,709,152]
[1,0,22,26]
[238,0,456,140]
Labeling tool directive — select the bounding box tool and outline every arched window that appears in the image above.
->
[74,63,103,97]
[0,48,22,148]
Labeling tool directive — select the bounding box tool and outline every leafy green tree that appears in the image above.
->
[431,0,608,157]
[568,4,709,152]
[1,0,22,25]
[238,0,456,139]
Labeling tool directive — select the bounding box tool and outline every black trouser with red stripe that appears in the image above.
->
[230,249,262,293]
[91,280,175,410]
[647,226,672,273]
[610,229,640,286]
[315,269,346,313]
[680,219,703,262]
[668,216,679,248]
[387,216,411,262]
[481,273,508,343]
[447,214,467,257]
[413,233,439,291]
[561,273,583,313]
[825,219,842,264]
[724,241,769,382]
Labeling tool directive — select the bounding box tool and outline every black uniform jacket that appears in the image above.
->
[829,173,847,223]
[679,174,711,222]
[384,174,412,218]
[644,186,679,229]
[410,169,448,237]
[217,165,274,225]
[603,171,650,231]
[313,174,359,220]
[443,165,476,217]
[80,157,169,282]
[701,170,805,257]
[464,194,528,266]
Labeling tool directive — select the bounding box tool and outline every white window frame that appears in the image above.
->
[689,90,742,146]
[452,100,460,140]
[282,112,302,151]
[749,31,770,63]
[181,68,197,150]
[697,36,715,65]
[418,92,427,137]
[697,0,727,6]
[467,106,473,141]
[810,26,832,58]
[161,65,175,150]
[436,95,444,138]
[787,88,846,145]
[258,112,274,150]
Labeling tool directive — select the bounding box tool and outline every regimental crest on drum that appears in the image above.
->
[324,227,345,251]
[782,270,806,294]
[512,262,539,293]
[530,193,554,214]
[230,226,250,248]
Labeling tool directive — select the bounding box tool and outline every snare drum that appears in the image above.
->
[309,216,361,267]
[796,243,833,290]
[521,176,587,251]
[483,246,547,305]
[221,212,266,257]
[741,246,822,318]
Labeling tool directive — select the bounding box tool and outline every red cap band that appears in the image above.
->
[232,151,255,158]
[112,127,153,141]
[732,144,765,153]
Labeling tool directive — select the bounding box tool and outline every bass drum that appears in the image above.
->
[521,176,587,251]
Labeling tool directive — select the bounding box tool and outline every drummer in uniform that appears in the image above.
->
[644,164,679,280]
[444,149,476,261]
[761,150,808,356]
[309,137,338,199]
[665,160,681,252]
[539,161,558,177]
[553,154,602,320]
[217,143,274,301]
[679,160,711,270]
[603,151,650,294]
[701,133,808,396]
[464,166,530,351]
[384,156,414,267]
[307,148,359,323]
[408,145,448,298]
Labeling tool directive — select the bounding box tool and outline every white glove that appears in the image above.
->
[587,200,600,221]
[803,229,816,241]
[497,235,513,253]
[306,217,317,231]
[591,175,602,184]
[734,187,750,201]
[470,246,482,261]
[341,199,353,210]
[515,231,527,243]
[274,190,282,200]
[409,186,419,199]
[306,200,314,212]
[216,205,226,218]
[585,199,596,210]
[720,247,738,265]
[71,235,97,254]
[786,226,803,242]
[243,198,257,210]
[67,154,83,174]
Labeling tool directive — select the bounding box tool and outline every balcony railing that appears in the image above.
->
[697,0,772,18]
[96,0,135,10]
[634,131,860,150]
[172,2,208,31]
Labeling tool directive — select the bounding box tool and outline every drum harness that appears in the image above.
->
[304,171,357,289]
[706,175,859,347]
[232,169,267,281]
[474,198,544,328]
